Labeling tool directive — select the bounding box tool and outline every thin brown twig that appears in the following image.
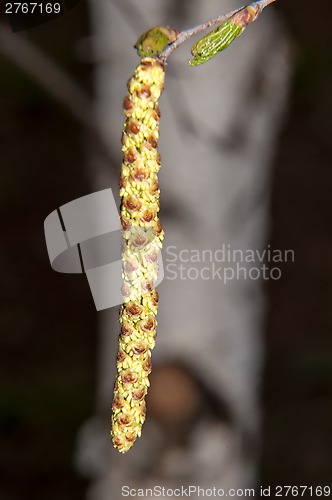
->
[161,0,278,60]
[0,0,278,177]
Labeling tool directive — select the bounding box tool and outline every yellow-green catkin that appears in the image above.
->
[110,57,166,453]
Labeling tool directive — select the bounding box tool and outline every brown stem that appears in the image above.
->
[160,0,278,61]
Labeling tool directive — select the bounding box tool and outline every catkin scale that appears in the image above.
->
[110,57,165,453]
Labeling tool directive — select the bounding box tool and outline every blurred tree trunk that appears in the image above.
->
[76,0,291,498]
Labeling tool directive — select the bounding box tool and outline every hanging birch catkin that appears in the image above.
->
[110,27,178,453]
[110,0,278,453]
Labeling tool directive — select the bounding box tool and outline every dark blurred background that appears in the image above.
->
[0,1,331,499]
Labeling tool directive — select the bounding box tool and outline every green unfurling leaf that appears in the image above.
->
[189,20,245,67]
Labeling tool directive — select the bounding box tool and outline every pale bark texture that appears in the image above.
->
[76,0,291,498]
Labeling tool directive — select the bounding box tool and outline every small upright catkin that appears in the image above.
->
[110,55,166,453]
